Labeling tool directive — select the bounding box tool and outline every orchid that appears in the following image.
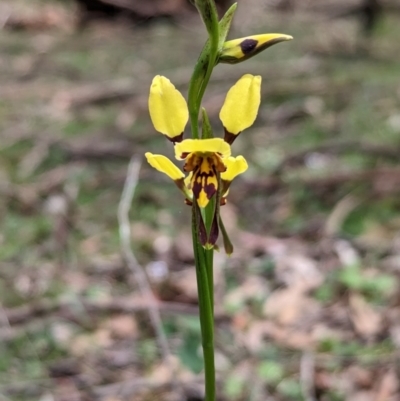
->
[142,1,292,399]
[146,74,260,247]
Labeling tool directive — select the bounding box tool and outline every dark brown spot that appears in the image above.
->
[223,127,239,145]
[221,179,230,196]
[240,39,258,55]
[167,132,184,144]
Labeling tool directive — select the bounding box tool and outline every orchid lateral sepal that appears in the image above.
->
[145,153,193,201]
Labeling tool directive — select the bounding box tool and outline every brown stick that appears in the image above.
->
[4,296,199,326]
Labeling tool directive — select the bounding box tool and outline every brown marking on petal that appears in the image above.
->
[183,153,200,172]
[221,179,231,196]
[220,197,227,206]
[213,154,227,173]
[174,178,185,191]
[165,132,184,143]
[240,38,258,55]
[184,199,193,206]
[191,157,218,207]
[223,127,239,145]
[192,174,216,202]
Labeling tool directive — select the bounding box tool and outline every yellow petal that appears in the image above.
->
[184,172,193,189]
[219,33,293,64]
[145,152,184,181]
[221,156,248,181]
[148,76,188,141]
[219,74,262,139]
[175,138,231,160]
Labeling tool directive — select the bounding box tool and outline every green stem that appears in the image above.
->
[188,44,210,139]
[188,0,220,140]
[188,3,220,399]
[205,248,214,314]
[192,206,215,401]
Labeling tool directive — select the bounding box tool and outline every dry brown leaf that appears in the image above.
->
[264,287,321,326]
[375,369,399,401]
[225,276,270,310]
[347,366,374,389]
[275,254,323,292]
[71,329,112,356]
[174,229,195,262]
[349,293,383,339]
[102,314,138,340]
[348,391,375,401]
[169,268,198,302]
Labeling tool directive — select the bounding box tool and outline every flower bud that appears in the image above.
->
[219,33,293,64]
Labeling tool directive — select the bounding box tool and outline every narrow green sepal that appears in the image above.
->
[201,108,214,139]
[194,0,219,40]
[218,33,293,64]
[218,215,233,255]
[218,3,238,50]
[188,40,211,139]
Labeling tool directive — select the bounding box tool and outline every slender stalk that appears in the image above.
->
[192,206,215,401]
[188,0,220,140]
[205,248,214,313]
[188,43,210,139]
[188,3,220,399]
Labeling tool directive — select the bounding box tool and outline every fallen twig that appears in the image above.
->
[300,351,316,401]
[3,296,199,326]
[272,140,400,176]
[118,156,183,396]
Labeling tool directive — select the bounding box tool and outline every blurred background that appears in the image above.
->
[1,0,400,400]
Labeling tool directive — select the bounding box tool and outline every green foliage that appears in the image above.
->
[176,316,203,373]
[137,339,159,368]
[338,264,395,301]
[223,374,246,399]
[257,360,285,385]
[0,213,52,260]
[276,378,302,399]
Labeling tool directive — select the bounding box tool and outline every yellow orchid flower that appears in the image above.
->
[146,74,259,244]
[145,138,246,209]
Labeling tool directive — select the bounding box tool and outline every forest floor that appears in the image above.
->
[1,1,400,400]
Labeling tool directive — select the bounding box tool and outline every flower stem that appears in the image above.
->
[192,205,215,401]
[188,0,220,140]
